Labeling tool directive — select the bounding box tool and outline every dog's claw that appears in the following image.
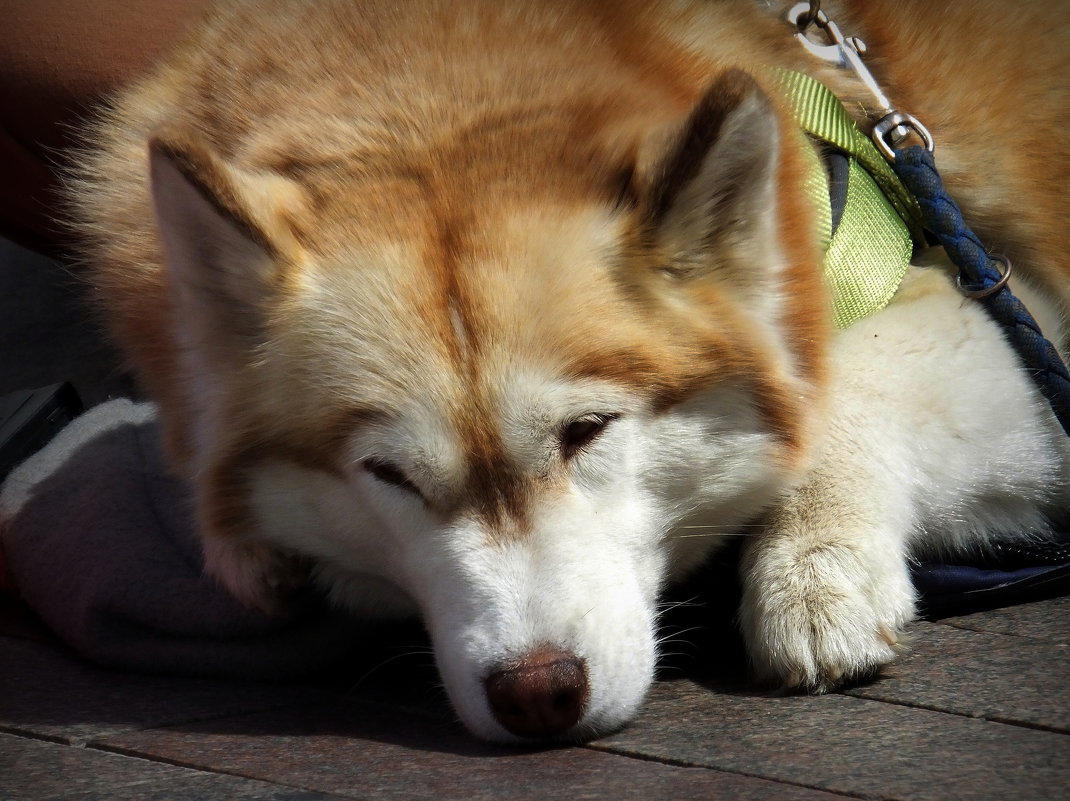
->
[877,623,899,648]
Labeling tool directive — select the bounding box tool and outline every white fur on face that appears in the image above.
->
[242,366,787,740]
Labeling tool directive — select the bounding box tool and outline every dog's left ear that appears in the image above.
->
[148,128,306,347]
[645,69,782,282]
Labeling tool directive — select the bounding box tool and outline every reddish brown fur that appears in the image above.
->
[65,0,1070,552]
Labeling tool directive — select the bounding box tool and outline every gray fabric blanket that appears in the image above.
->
[0,400,380,680]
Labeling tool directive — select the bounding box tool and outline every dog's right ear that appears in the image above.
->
[149,129,305,345]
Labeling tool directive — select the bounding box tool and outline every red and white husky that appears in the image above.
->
[69,0,1070,741]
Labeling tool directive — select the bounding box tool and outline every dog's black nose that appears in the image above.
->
[484,648,589,739]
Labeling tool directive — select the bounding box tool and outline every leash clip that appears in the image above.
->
[787,2,934,160]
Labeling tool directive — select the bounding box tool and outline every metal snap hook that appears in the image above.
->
[786,1,937,161]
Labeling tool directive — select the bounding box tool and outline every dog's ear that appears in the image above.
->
[149,129,304,344]
[644,69,783,285]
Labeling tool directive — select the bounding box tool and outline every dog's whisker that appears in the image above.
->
[346,647,437,694]
[653,662,688,673]
[655,643,699,656]
[655,595,704,614]
[676,523,765,529]
[670,531,753,539]
[655,624,705,643]
[655,650,693,660]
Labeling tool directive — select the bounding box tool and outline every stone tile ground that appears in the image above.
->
[3,594,1069,801]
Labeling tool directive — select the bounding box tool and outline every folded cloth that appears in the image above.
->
[0,399,378,680]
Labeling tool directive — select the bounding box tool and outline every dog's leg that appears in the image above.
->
[738,264,1070,692]
[738,460,915,691]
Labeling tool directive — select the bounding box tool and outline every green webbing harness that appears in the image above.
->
[777,70,925,329]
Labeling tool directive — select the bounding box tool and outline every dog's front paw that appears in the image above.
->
[739,534,915,692]
[200,533,307,615]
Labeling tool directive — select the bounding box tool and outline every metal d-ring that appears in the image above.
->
[957,254,1013,299]
[873,110,935,160]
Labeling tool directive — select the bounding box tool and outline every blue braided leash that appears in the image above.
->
[892,145,1070,438]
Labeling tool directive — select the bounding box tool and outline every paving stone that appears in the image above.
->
[0,733,337,801]
[845,621,1070,732]
[591,679,1070,801]
[0,638,321,745]
[938,595,1070,643]
[97,699,852,801]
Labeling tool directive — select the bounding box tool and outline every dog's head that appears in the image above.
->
[147,69,827,741]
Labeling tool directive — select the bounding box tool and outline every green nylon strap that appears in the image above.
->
[775,69,925,329]
[826,158,915,328]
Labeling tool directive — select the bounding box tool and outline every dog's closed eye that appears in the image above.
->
[363,458,421,496]
[560,413,620,460]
